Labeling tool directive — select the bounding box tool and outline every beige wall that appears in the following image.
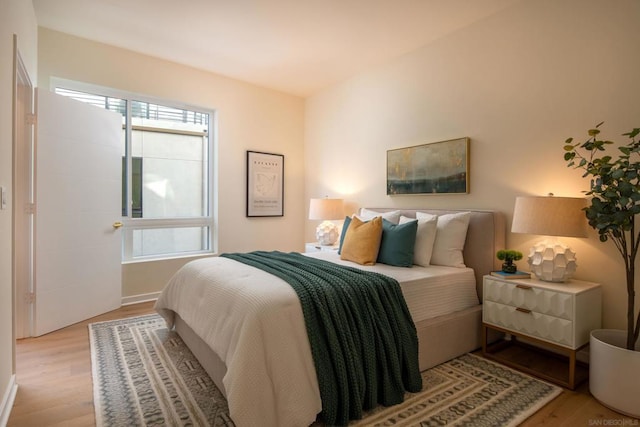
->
[38,28,306,298]
[305,0,640,330]
[0,0,38,419]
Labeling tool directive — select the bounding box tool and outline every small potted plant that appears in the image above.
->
[496,249,523,273]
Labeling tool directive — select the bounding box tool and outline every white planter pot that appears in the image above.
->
[590,329,640,418]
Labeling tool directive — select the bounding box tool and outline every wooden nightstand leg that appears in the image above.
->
[568,349,577,389]
[482,324,488,354]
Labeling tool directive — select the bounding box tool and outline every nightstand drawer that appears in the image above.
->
[484,277,573,320]
[483,300,575,347]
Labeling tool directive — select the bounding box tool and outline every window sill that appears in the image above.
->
[122,251,216,265]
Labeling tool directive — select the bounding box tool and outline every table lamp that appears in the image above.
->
[309,197,344,246]
[511,194,587,282]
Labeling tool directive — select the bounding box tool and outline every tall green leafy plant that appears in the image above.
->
[564,122,640,350]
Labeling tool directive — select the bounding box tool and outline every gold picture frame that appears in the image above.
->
[387,137,470,195]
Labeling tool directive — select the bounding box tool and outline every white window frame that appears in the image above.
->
[51,78,217,263]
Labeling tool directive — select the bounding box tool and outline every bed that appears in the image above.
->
[155,208,505,426]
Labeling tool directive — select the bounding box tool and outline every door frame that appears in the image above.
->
[13,35,34,340]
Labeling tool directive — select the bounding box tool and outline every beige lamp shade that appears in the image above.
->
[309,198,344,220]
[511,196,587,238]
[511,195,587,282]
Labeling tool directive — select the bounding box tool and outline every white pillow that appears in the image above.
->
[424,211,471,268]
[358,208,401,224]
[400,214,437,266]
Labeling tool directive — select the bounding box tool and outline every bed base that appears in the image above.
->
[415,305,481,370]
[174,304,483,400]
[175,313,228,396]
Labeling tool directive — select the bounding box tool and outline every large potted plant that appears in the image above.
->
[564,122,640,417]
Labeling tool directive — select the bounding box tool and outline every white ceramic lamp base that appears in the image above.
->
[527,240,577,282]
[316,221,339,246]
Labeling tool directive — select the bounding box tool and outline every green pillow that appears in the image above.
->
[377,218,418,267]
[337,216,352,254]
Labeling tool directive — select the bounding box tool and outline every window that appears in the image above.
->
[54,82,215,261]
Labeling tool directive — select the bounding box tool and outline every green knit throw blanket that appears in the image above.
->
[220,251,422,426]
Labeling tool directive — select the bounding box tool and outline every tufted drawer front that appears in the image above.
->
[483,277,573,320]
[483,300,574,347]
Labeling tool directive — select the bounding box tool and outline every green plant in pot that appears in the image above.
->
[564,122,640,416]
[496,249,523,274]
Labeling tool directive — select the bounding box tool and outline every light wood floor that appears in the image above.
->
[8,302,156,427]
[7,302,635,426]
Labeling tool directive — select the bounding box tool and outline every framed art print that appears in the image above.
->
[387,137,470,195]
[246,150,284,217]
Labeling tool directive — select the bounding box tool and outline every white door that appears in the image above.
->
[33,89,122,336]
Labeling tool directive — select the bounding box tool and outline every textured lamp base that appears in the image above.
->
[527,241,577,282]
[316,221,339,246]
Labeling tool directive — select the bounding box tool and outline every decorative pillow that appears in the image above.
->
[358,208,401,224]
[425,211,471,268]
[377,218,418,267]
[337,216,352,254]
[340,216,383,265]
[400,214,437,266]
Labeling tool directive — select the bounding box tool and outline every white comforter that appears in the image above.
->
[155,257,321,427]
[155,253,478,426]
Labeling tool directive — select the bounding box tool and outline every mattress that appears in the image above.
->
[306,252,479,323]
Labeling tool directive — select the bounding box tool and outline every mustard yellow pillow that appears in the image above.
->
[340,216,383,265]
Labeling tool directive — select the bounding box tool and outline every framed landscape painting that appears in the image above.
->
[246,150,284,217]
[387,137,470,195]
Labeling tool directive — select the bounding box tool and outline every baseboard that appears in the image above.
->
[0,374,17,427]
[121,292,160,306]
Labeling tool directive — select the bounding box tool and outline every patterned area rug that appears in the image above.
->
[89,314,233,426]
[89,314,561,426]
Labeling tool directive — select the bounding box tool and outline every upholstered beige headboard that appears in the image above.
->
[364,208,505,299]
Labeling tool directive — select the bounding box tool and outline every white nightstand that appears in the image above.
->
[305,242,339,253]
[482,274,602,389]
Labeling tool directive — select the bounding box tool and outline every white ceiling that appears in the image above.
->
[33,0,518,97]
